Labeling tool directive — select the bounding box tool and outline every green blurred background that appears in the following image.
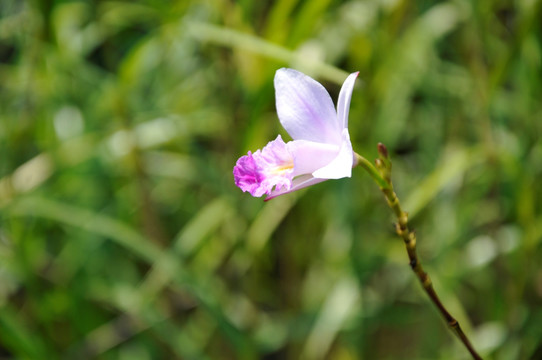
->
[1,0,541,358]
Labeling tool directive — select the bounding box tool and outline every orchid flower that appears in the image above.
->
[233,68,359,200]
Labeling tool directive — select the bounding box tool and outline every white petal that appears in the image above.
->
[312,129,354,179]
[286,140,339,177]
[265,175,326,201]
[336,72,359,129]
[274,68,341,144]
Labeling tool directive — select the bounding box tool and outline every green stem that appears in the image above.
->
[356,147,482,360]
[353,153,389,190]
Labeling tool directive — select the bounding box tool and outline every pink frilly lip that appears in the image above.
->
[233,135,294,197]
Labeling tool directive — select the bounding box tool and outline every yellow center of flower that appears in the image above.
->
[269,159,294,176]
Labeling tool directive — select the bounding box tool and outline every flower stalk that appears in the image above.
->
[356,144,482,360]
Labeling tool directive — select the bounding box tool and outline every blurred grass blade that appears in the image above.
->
[403,146,484,219]
[232,195,298,275]
[0,305,51,359]
[8,196,163,262]
[186,21,350,85]
[301,277,359,360]
[174,197,233,257]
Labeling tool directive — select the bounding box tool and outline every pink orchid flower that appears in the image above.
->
[233,68,359,200]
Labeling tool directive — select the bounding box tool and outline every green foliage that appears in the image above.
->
[0,0,541,358]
